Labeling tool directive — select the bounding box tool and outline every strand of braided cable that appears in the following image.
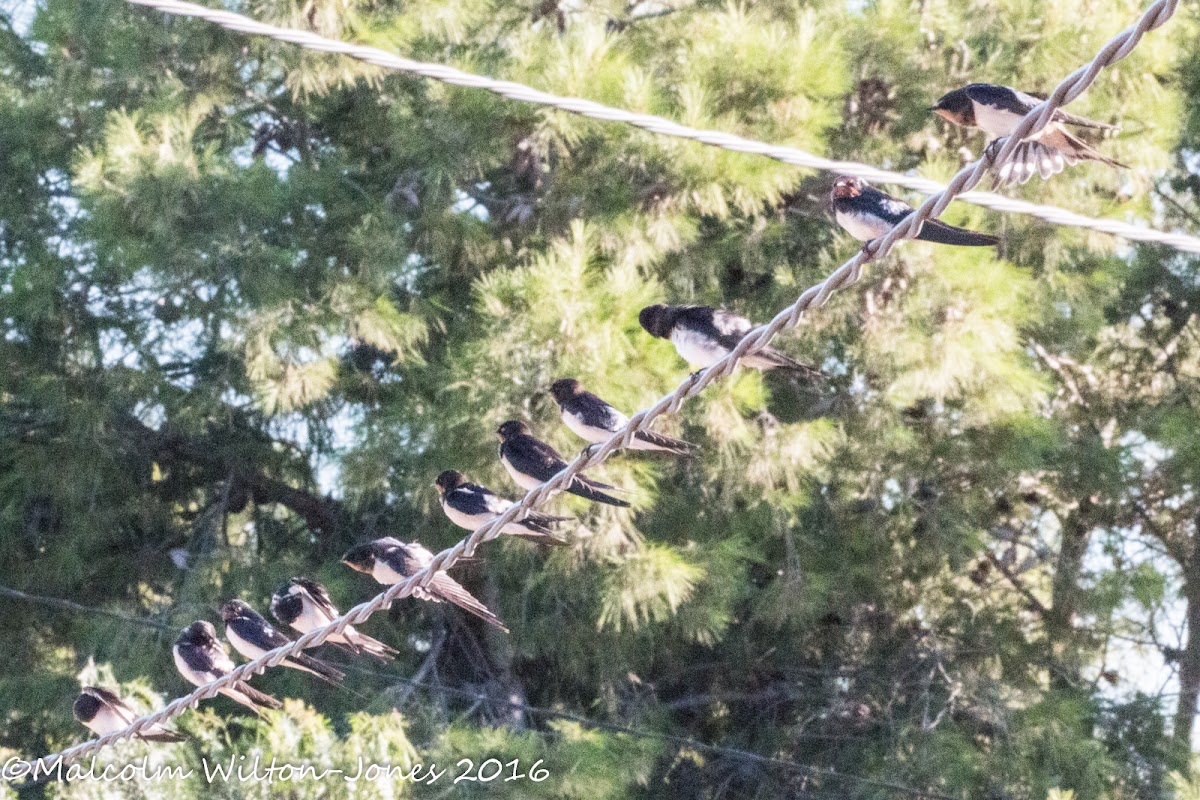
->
[119,0,1200,254]
[17,0,1180,779]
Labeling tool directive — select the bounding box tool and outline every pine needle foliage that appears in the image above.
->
[0,0,1198,796]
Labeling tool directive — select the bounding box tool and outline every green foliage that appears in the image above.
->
[0,0,1198,797]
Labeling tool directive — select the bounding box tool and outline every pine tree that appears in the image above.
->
[0,0,1195,797]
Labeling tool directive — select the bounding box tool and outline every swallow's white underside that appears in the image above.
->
[442,495,530,534]
[83,699,180,739]
[562,408,619,444]
[563,409,677,451]
[370,561,406,584]
[284,586,367,647]
[670,327,728,368]
[972,101,1027,138]
[84,703,132,735]
[174,647,259,706]
[225,626,268,661]
[835,209,888,241]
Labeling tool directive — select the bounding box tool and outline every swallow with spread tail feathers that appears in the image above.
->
[931,83,1126,185]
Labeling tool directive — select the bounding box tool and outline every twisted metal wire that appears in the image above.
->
[14,0,1180,779]
[120,0,1200,253]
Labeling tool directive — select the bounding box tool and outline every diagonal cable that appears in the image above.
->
[118,0,1200,253]
[12,0,1180,781]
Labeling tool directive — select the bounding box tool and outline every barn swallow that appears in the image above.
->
[831,176,998,247]
[496,420,630,507]
[173,621,282,716]
[931,83,1126,184]
[270,577,398,662]
[73,687,186,743]
[638,304,822,375]
[549,378,695,455]
[434,470,570,544]
[221,599,345,686]
[342,538,509,632]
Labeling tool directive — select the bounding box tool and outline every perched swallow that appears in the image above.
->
[434,470,569,544]
[73,686,186,743]
[496,420,631,507]
[931,83,1126,184]
[342,538,509,632]
[271,578,398,662]
[221,599,345,686]
[638,304,821,375]
[549,378,695,455]
[831,176,998,247]
[173,621,282,716]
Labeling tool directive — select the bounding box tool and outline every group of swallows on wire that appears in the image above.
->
[74,82,1126,742]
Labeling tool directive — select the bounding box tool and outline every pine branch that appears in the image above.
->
[115,414,348,537]
[984,551,1050,617]
[0,583,173,632]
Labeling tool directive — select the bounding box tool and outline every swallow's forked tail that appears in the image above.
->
[992,134,1125,187]
[567,477,631,507]
[430,573,510,632]
[742,348,825,378]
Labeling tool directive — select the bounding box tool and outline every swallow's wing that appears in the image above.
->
[270,590,300,625]
[296,579,341,619]
[505,436,567,481]
[227,683,283,712]
[914,219,999,247]
[406,542,437,564]
[966,84,1035,115]
[377,543,429,577]
[968,84,1115,131]
[565,478,631,507]
[92,688,137,726]
[480,488,515,516]
[1001,87,1114,129]
[236,614,292,650]
[711,309,753,337]
[181,643,227,678]
[575,392,627,431]
[375,547,412,578]
[708,309,756,351]
[858,187,915,227]
[455,484,509,516]
[1048,105,1118,130]
[208,642,236,674]
[428,573,509,632]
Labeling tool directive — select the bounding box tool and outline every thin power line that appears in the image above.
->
[122,0,1200,254]
[20,0,1182,781]
[383,676,962,800]
[0,583,174,632]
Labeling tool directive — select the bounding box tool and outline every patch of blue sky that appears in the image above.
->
[3,0,37,36]
[452,186,490,221]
